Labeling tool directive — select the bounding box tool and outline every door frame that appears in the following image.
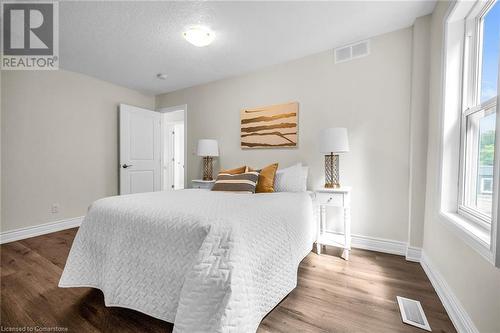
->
[158,104,188,190]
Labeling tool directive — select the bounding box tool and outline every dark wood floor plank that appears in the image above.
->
[0,228,456,333]
[19,228,77,270]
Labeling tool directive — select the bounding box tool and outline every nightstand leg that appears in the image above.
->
[341,249,350,260]
[320,205,326,236]
[316,204,322,255]
[342,205,351,261]
[320,206,327,255]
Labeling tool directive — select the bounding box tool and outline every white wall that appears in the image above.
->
[423,2,500,332]
[1,70,155,232]
[157,28,413,242]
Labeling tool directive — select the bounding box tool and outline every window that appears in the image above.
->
[440,0,500,265]
[459,0,499,229]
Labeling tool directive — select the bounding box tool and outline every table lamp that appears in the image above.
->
[197,139,219,180]
[319,128,349,188]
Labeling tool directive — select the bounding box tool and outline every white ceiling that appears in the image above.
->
[59,1,436,95]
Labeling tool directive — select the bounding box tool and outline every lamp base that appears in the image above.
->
[324,153,340,189]
[202,156,214,181]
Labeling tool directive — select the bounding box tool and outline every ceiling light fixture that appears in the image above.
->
[183,26,215,47]
[156,73,167,80]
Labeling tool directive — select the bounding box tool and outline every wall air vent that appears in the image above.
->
[334,40,370,64]
[396,296,432,331]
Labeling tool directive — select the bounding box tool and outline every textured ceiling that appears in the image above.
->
[59,1,436,95]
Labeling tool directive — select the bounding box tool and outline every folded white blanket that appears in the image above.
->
[59,189,314,333]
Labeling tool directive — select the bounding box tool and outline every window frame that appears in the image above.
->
[458,0,498,231]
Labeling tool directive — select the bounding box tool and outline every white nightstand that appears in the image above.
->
[191,179,216,190]
[314,187,352,260]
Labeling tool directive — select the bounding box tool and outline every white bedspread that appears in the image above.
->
[59,189,314,333]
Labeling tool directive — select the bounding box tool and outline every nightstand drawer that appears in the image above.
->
[315,192,344,206]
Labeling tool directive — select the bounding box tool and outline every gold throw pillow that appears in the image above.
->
[247,163,279,193]
[219,166,246,175]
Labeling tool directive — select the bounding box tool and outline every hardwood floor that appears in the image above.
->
[1,228,456,333]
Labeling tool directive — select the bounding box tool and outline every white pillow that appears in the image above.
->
[275,163,307,192]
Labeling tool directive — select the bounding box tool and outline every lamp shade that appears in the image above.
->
[319,128,349,153]
[197,139,219,157]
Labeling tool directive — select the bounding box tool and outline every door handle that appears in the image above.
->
[122,164,133,169]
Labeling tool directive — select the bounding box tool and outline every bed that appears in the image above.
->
[59,189,314,333]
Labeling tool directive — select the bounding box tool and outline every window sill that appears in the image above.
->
[439,211,494,263]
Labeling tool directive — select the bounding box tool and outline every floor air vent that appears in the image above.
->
[396,296,432,331]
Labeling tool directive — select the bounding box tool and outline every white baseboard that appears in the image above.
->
[315,231,405,256]
[324,231,409,256]
[325,232,423,260]
[350,233,407,256]
[0,216,83,244]
[405,245,422,262]
[420,251,479,333]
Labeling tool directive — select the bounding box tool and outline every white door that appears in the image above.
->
[120,104,161,194]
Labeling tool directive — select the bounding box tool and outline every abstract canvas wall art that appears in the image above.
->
[240,102,298,149]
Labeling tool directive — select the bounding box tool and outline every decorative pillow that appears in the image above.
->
[220,166,246,175]
[247,163,279,193]
[211,171,260,193]
[274,163,307,192]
